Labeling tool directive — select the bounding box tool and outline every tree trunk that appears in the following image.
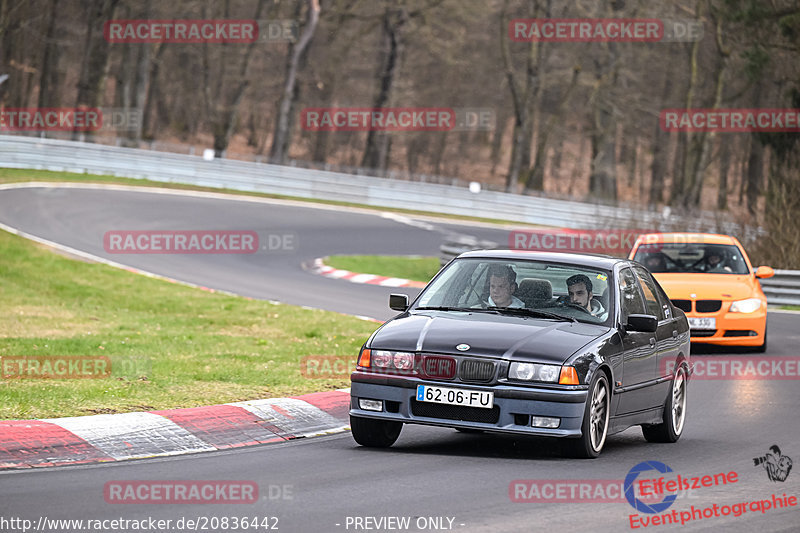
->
[745,137,764,216]
[270,0,321,164]
[360,3,407,172]
[649,68,675,205]
[588,3,621,203]
[526,64,578,192]
[37,0,61,109]
[75,0,119,110]
[500,0,544,192]
[716,140,730,210]
[141,42,166,140]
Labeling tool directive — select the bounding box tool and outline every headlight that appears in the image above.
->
[372,350,393,368]
[370,350,415,372]
[508,362,560,383]
[729,298,762,313]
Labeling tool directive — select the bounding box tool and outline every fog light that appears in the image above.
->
[358,399,383,412]
[531,416,560,428]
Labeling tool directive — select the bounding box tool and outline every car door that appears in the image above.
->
[616,267,659,414]
[633,266,680,399]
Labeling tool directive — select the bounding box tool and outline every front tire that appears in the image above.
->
[567,372,610,459]
[350,415,402,448]
[642,363,687,443]
[752,325,767,353]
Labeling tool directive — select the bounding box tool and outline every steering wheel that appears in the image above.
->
[561,301,593,314]
[555,296,593,314]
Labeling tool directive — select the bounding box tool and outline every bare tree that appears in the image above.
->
[270,0,320,164]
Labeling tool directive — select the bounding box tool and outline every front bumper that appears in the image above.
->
[350,372,588,437]
[688,308,767,346]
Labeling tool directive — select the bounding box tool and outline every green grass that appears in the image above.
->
[779,305,800,311]
[325,255,441,283]
[0,230,378,419]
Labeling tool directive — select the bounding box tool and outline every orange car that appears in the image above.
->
[629,233,774,351]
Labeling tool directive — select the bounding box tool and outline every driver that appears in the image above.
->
[487,264,524,308]
[703,249,732,273]
[566,274,605,317]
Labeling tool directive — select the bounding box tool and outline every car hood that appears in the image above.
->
[652,273,758,300]
[370,311,610,364]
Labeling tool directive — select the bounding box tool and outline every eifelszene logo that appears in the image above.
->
[624,461,678,514]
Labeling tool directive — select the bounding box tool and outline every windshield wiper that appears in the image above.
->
[415,306,480,312]
[486,307,577,323]
[415,306,509,315]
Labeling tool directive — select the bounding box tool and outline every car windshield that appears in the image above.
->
[634,243,750,275]
[414,258,611,325]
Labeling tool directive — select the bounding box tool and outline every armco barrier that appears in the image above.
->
[439,240,800,307]
[0,134,735,231]
[3,135,793,304]
[759,270,800,306]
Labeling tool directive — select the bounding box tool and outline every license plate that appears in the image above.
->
[416,385,493,409]
[688,317,716,330]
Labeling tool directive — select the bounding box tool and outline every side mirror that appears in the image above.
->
[755,266,774,279]
[389,293,409,311]
[626,314,658,333]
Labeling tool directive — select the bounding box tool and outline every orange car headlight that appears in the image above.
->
[729,298,762,313]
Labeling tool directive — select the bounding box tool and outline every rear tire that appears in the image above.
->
[350,415,402,448]
[642,363,687,443]
[566,372,610,459]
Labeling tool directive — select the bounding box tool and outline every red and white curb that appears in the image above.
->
[308,258,427,288]
[0,389,351,470]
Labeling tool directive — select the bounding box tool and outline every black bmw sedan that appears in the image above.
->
[349,250,691,458]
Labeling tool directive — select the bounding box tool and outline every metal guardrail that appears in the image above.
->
[439,239,800,307]
[0,134,742,231]
[2,135,795,305]
[759,270,800,306]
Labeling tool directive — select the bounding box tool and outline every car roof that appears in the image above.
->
[457,249,626,270]
[635,232,738,245]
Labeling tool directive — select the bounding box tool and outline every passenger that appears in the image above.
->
[487,264,524,308]
[566,274,605,316]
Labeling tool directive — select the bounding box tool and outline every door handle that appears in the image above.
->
[649,337,656,348]
[672,330,678,339]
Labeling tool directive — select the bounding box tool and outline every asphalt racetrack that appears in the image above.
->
[1,184,798,532]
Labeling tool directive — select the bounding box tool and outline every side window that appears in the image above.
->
[619,268,646,323]
[652,277,673,319]
[633,267,665,320]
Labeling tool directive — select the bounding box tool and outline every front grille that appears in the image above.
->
[696,300,722,313]
[672,299,692,312]
[691,330,717,337]
[411,399,500,423]
[459,359,496,382]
